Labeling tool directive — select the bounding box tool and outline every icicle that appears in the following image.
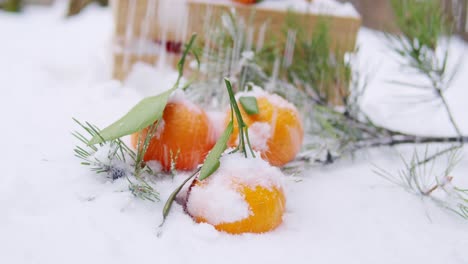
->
[202,5,214,79]
[267,57,281,93]
[123,0,137,74]
[154,0,189,69]
[255,22,267,53]
[156,0,168,70]
[231,19,245,77]
[138,0,157,57]
[283,29,297,68]
[245,27,254,53]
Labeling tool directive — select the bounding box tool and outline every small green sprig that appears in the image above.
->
[128,177,160,202]
[284,18,352,105]
[72,118,135,176]
[387,0,462,140]
[134,123,159,176]
[74,34,199,203]
[374,147,467,219]
[72,118,160,201]
[391,0,450,51]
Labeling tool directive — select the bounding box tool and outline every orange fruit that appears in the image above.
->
[131,100,215,172]
[227,91,304,167]
[186,155,286,234]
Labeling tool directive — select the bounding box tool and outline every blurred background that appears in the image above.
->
[2,0,466,41]
[341,0,467,41]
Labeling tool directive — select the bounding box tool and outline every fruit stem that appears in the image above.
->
[224,78,256,158]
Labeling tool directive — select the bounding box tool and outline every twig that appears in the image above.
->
[353,135,468,150]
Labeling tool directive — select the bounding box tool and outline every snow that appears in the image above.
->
[187,152,284,225]
[0,3,468,264]
[168,90,204,114]
[247,122,271,151]
[206,110,226,139]
[124,62,179,96]
[236,85,298,111]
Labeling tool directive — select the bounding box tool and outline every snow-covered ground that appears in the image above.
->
[1,3,468,264]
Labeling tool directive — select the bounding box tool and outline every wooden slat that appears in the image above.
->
[112,0,361,81]
[187,1,361,52]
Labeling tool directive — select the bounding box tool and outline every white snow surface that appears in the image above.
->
[187,153,284,225]
[1,3,468,264]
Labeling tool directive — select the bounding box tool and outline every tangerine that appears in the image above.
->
[131,99,215,172]
[227,90,304,167]
[186,154,286,234]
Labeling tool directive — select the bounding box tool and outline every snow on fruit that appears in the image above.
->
[186,153,286,234]
[132,95,216,172]
[227,88,304,167]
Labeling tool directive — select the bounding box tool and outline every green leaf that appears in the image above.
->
[199,121,234,181]
[239,96,259,115]
[89,88,175,145]
[161,170,198,225]
[177,34,198,80]
[89,34,199,146]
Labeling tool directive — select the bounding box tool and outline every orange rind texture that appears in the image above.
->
[228,95,304,167]
[189,179,286,234]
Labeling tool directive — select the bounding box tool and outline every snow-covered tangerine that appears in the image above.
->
[189,181,285,234]
[186,154,286,234]
[131,100,216,172]
[227,91,304,167]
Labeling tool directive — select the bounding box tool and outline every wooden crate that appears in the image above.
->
[112,0,361,80]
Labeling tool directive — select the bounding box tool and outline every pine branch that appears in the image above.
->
[367,0,468,221]
[381,0,465,172]
[353,135,468,150]
[72,118,160,201]
[374,147,467,219]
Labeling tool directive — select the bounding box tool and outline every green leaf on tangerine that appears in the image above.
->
[89,88,175,145]
[239,96,259,115]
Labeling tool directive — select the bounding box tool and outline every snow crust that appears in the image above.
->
[236,85,298,111]
[186,153,284,225]
[124,62,178,96]
[168,90,203,114]
[247,122,271,151]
